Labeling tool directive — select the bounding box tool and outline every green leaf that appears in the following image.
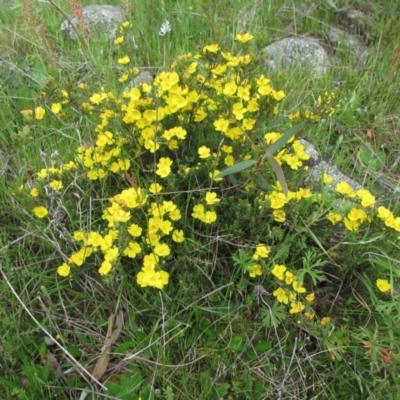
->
[229,333,247,351]
[358,144,386,172]
[38,341,47,358]
[200,372,212,394]
[215,383,230,397]
[215,160,256,178]
[265,123,305,156]
[65,345,82,358]
[261,302,286,328]
[254,340,272,352]
[265,154,288,195]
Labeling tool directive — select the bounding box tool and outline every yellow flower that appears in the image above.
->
[203,43,219,53]
[118,56,130,65]
[224,155,235,166]
[273,209,286,222]
[198,146,211,159]
[202,211,217,224]
[87,232,103,248]
[271,264,286,280]
[253,244,271,260]
[73,230,87,242]
[320,317,331,325]
[214,118,230,133]
[20,109,33,119]
[69,247,93,266]
[211,64,227,75]
[156,157,173,178]
[99,260,113,276]
[305,293,315,302]
[114,36,124,44]
[143,254,159,270]
[209,170,224,182]
[33,206,48,219]
[137,269,169,289]
[149,183,163,194]
[235,32,254,43]
[271,89,285,101]
[285,271,294,285]
[35,106,45,120]
[288,111,300,120]
[376,278,391,293]
[289,302,305,314]
[205,192,220,205]
[57,263,70,277]
[292,280,306,293]
[48,180,63,191]
[223,80,237,97]
[123,241,142,258]
[30,188,39,197]
[343,218,361,231]
[154,243,170,257]
[326,211,342,224]
[268,191,289,209]
[356,189,376,208]
[127,223,142,237]
[104,246,119,262]
[335,181,356,198]
[248,264,262,278]
[172,229,185,243]
[273,288,289,304]
[51,103,62,114]
[118,73,129,82]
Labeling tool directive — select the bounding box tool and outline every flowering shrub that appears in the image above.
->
[15,23,399,335]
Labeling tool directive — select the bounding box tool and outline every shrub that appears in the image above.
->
[14,24,399,368]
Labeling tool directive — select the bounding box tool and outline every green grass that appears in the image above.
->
[1,0,400,399]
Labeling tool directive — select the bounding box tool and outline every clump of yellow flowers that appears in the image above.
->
[20,23,396,322]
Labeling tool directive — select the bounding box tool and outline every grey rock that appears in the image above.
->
[339,8,373,38]
[328,27,368,67]
[124,71,154,92]
[301,139,363,191]
[262,37,331,78]
[131,71,154,87]
[60,5,123,41]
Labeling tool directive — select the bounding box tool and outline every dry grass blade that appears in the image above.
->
[92,311,124,381]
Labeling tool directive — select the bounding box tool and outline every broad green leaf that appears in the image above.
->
[266,154,288,195]
[358,144,386,172]
[254,340,272,352]
[265,122,305,156]
[215,160,256,178]
[229,333,247,351]
[215,383,230,397]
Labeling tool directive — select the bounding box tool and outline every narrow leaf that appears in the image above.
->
[215,160,256,178]
[266,154,288,195]
[265,122,305,156]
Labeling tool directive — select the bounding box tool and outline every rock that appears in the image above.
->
[123,71,154,93]
[60,5,123,41]
[300,139,363,211]
[328,27,368,68]
[262,37,331,78]
[339,8,373,39]
[131,71,154,87]
[301,139,363,190]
